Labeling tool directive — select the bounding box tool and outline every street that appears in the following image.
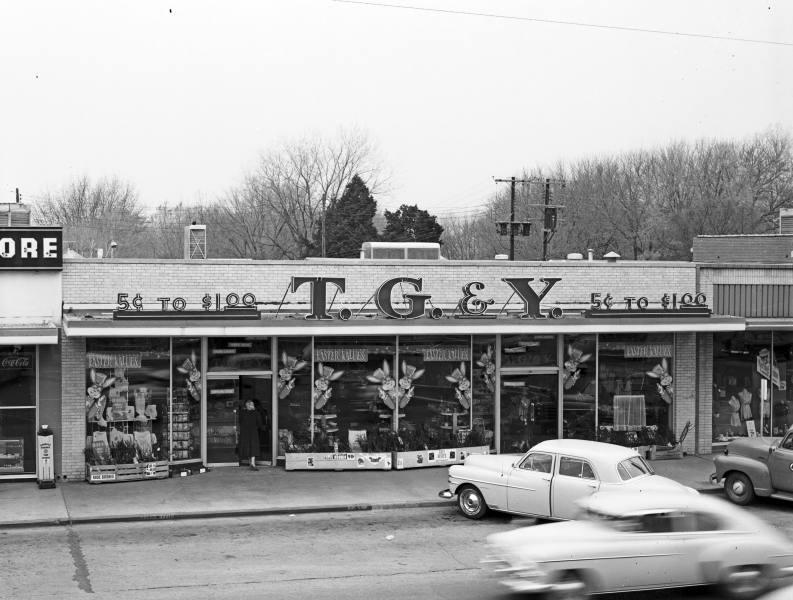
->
[3,499,793,600]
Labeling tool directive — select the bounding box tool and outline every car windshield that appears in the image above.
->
[582,508,643,532]
[617,456,655,481]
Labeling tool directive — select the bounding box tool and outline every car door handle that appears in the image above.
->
[541,476,551,482]
[586,482,598,488]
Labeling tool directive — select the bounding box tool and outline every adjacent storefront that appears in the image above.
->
[0,226,62,480]
[56,255,747,479]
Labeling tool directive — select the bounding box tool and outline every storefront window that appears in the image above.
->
[472,336,496,450]
[207,337,270,371]
[171,338,202,462]
[0,346,36,475]
[501,334,557,368]
[562,335,597,440]
[598,334,673,447]
[85,339,170,466]
[773,333,793,437]
[714,331,787,442]
[276,338,312,456]
[398,335,472,448]
[309,336,396,452]
[500,371,559,452]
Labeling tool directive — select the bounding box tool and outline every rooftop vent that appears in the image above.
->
[603,251,621,263]
[184,224,207,259]
[780,208,793,235]
[566,252,584,260]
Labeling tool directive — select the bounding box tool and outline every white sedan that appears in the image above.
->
[483,492,793,599]
[439,438,696,520]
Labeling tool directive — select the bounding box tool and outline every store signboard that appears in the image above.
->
[422,346,470,362]
[315,347,368,362]
[624,344,673,358]
[0,227,62,270]
[87,352,142,369]
[110,275,712,322]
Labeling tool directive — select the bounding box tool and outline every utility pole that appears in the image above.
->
[15,188,21,203]
[321,192,327,258]
[494,176,538,260]
[542,179,551,261]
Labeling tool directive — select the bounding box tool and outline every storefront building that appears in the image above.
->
[57,248,746,480]
[694,233,793,451]
[0,224,62,480]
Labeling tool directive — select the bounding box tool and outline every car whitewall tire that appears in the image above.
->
[457,485,488,519]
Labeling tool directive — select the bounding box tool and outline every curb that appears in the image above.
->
[0,499,454,530]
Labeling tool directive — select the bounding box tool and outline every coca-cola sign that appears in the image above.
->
[0,353,33,369]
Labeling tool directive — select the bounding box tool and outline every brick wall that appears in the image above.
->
[60,335,86,480]
[697,334,714,455]
[63,258,696,310]
[674,333,697,455]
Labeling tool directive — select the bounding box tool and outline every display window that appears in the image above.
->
[0,345,36,475]
[398,335,473,448]
[309,336,396,452]
[562,335,597,440]
[597,334,673,447]
[501,334,557,368]
[207,337,270,372]
[276,338,311,456]
[84,338,170,467]
[471,336,496,450]
[714,331,791,441]
[500,371,559,453]
[171,338,202,462]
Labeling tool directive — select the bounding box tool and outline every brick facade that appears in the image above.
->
[60,335,86,480]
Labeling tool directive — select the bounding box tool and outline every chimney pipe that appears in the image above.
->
[587,248,594,261]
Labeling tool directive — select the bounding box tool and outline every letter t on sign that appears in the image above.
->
[291,277,346,320]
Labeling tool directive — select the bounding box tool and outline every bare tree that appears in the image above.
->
[220,129,388,259]
[31,175,145,257]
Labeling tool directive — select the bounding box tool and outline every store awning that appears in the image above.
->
[745,318,793,331]
[63,314,746,337]
[0,322,59,345]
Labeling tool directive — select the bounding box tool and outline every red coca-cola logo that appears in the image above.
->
[0,354,32,369]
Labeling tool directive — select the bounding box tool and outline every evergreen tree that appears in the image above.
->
[314,174,378,257]
[381,204,444,244]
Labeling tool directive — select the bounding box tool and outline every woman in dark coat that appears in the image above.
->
[239,400,264,470]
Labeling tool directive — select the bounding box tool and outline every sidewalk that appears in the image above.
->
[0,454,721,529]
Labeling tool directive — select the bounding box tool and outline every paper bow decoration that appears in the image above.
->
[277,352,307,399]
[313,363,343,409]
[647,357,674,404]
[446,361,471,410]
[563,345,592,390]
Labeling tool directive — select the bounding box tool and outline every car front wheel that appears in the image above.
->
[724,472,756,505]
[719,564,769,600]
[457,485,488,519]
[550,571,590,600]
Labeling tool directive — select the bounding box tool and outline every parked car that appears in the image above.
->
[712,426,793,505]
[438,438,696,520]
[482,491,793,599]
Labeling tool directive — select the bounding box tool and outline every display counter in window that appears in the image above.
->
[0,438,24,473]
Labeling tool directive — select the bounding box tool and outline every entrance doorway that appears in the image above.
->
[500,371,559,453]
[206,375,272,466]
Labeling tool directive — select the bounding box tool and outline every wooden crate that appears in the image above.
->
[86,461,169,483]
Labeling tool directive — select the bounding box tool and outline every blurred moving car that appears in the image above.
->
[438,439,696,520]
[483,492,793,600]
[756,583,793,599]
[712,426,793,506]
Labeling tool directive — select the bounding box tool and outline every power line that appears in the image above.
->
[331,0,793,48]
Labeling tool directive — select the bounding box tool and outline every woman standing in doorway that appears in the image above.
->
[239,399,264,470]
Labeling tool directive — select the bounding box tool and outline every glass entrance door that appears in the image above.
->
[239,375,272,464]
[206,377,240,464]
[500,371,559,453]
[206,375,272,465]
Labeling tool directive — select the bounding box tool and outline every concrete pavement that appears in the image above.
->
[0,454,721,529]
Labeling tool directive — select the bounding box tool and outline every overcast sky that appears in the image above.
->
[1,0,791,219]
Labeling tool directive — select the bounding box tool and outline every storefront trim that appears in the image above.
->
[745,318,793,330]
[63,315,746,337]
[0,324,58,345]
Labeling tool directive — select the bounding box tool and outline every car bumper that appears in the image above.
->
[438,489,454,499]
